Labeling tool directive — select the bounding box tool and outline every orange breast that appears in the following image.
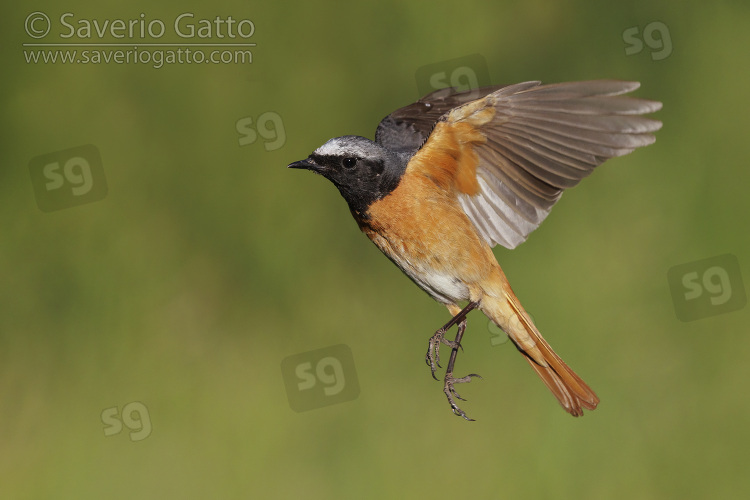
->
[356,121,500,301]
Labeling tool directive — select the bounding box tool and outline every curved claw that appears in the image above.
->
[442,338,462,350]
[424,348,443,370]
[426,329,455,379]
[426,330,464,373]
[443,372,482,420]
[452,407,475,421]
[425,346,440,379]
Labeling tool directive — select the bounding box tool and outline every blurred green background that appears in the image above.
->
[2,0,749,498]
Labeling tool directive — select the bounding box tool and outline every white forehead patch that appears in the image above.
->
[314,136,379,158]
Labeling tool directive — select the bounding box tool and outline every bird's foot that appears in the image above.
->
[425,328,462,380]
[444,372,482,421]
[425,301,479,380]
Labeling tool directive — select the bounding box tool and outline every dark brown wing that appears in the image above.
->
[375,85,521,154]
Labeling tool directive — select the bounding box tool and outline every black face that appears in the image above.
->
[288,136,407,217]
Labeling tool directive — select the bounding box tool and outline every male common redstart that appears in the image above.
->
[289,81,662,420]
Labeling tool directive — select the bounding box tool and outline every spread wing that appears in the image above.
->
[377,81,662,249]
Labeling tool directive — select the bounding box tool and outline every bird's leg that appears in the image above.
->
[425,300,479,379]
[443,317,482,421]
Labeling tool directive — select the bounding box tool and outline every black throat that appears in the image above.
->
[310,150,409,220]
[341,164,404,220]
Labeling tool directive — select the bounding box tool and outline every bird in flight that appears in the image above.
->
[289,80,662,420]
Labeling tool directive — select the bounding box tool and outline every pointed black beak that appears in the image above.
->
[288,158,318,170]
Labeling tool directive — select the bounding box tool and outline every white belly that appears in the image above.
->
[386,250,470,305]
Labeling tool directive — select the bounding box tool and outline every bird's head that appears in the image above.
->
[288,135,408,216]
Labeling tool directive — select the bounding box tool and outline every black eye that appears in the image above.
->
[342,157,358,169]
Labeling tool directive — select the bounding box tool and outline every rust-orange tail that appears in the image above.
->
[482,289,599,417]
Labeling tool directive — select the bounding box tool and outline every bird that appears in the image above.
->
[289,80,662,420]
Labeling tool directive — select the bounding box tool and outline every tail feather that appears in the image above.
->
[484,289,599,416]
[517,336,600,416]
